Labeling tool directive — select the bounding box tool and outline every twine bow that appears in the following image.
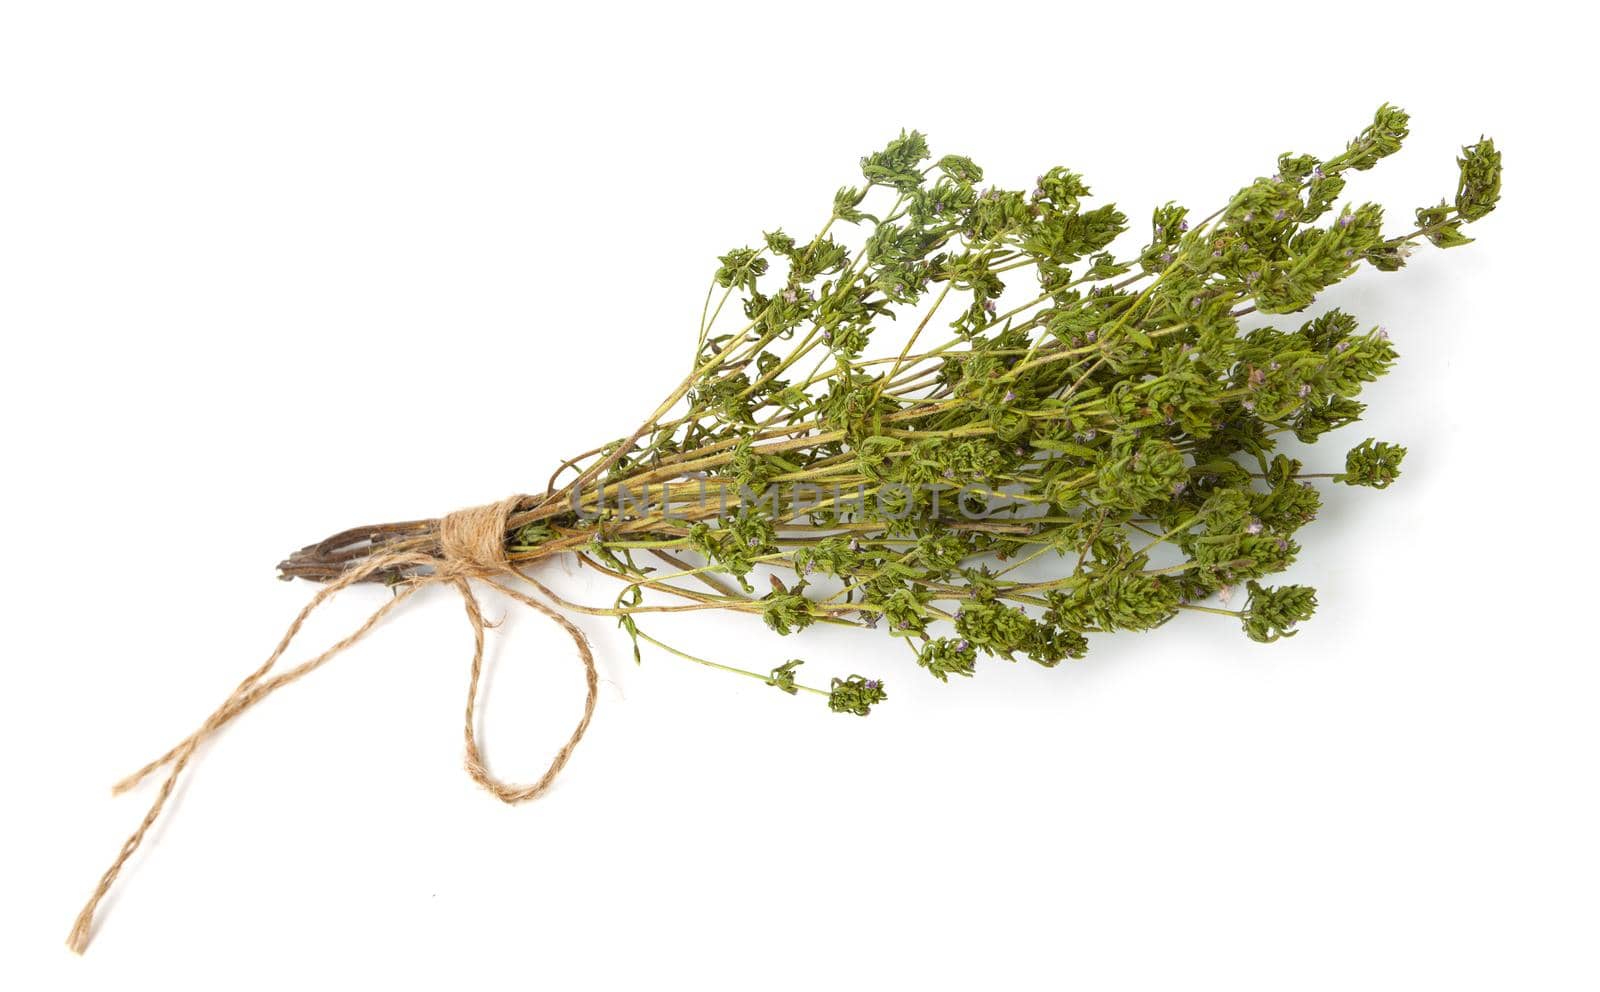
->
[67,495,597,953]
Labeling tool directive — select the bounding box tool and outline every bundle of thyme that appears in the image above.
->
[279,106,1500,714]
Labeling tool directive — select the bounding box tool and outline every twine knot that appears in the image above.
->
[438,495,523,575]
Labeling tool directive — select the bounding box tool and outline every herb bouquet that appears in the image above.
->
[71,106,1500,951]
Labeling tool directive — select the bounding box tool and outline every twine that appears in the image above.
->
[66,495,597,954]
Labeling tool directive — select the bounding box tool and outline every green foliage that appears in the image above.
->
[761,584,816,636]
[1046,571,1180,634]
[766,659,804,695]
[828,676,888,716]
[1340,438,1407,488]
[1090,439,1188,511]
[1456,139,1503,221]
[714,247,768,292]
[545,108,1499,710]
[1328,103,1410,173]
[1242,582,1318,643]
[918,637,978,681]
[861,130,931,192]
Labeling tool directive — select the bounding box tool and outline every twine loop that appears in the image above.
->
[67,496,597,954]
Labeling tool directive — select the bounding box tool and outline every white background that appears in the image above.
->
[3,2,1595,988]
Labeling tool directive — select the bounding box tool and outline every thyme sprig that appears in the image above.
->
[285,106,1501,716]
